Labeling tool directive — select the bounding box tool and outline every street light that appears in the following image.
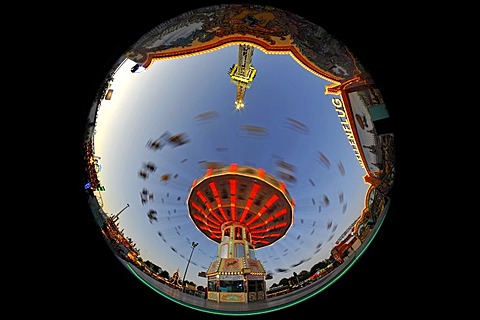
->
[182,241,198,293]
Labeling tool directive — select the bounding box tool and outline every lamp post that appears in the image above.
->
[182,241,198,293]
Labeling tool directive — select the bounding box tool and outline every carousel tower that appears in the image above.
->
[187,163,295,303]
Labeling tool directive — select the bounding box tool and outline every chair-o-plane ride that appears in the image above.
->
[86,3,396,313]
[186,163,295,303]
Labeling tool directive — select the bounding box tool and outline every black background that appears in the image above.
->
[43,0,436,318]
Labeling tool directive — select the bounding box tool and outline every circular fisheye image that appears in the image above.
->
[82,3,395,316]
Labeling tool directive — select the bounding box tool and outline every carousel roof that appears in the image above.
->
[187,163,294,248]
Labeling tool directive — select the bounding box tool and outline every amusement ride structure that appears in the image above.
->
[229,44,257,110]
[187,163,295,302]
